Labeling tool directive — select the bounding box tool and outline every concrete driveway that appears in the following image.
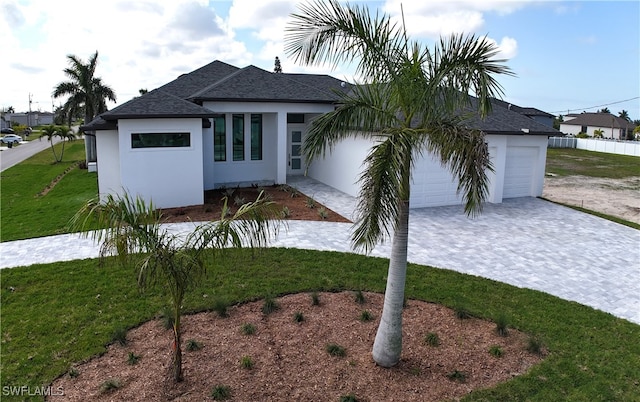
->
[1,179,639,325]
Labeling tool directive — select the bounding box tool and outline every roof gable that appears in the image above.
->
[189,65,344,103]
[462,98,559,135]
[157,60,240,99]
[95,89,214,121]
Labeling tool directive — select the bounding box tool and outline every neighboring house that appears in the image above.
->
[5,112,55,127]
[560,112,634,139]
[83,60,559,210]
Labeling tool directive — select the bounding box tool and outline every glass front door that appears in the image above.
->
[288,130,303,175]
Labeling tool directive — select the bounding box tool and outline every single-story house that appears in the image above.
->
[83,60,559,210]
[560,112,634,139]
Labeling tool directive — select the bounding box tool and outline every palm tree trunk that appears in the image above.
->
[172,303,183,382]
[372,196,409,367]
[50,140,60,163]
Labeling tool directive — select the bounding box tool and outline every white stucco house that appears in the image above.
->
[560,112,634,139]
[82,60,559,210]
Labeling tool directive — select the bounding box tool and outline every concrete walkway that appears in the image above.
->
[1,177,639,324]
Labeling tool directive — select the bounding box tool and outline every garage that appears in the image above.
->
[503,146,538,198]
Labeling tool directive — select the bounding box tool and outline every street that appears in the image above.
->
[0,136,67,172]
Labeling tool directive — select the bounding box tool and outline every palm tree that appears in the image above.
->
[70,191,283,382]
[618,110,630,121]
[52,51,116,163]
[285,0,513,367]
[41,124,77,163]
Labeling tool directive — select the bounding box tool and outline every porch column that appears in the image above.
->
[276,111,287,184]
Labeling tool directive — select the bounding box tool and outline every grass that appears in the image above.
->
[545,148,640,178]
[0,141,98,241]
[1,249,639,400]
[325,343,347,357]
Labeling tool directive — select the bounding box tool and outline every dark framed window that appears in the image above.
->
[287,113,305,124]
[251,114,262,160]
[213,114,226,161]
[233,114,244,161]
[131,132,190,148]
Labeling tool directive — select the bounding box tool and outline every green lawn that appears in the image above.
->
[545,148,640,178]
[1,249,639,401]
[0,141,98,241]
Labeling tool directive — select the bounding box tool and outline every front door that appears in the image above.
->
[287,129,303,175]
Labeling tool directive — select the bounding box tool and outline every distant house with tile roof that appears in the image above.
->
[83,60,558,209]
[560,112,634,139]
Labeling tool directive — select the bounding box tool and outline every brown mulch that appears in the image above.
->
[49,292,544,401]
[160,185,351,224]
[48,186,545,400]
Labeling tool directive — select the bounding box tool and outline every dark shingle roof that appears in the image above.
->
[462,98,559,135]
[560,113,634,129]
[157,60,239,98]
[490,98,554,118]
[189,65,343,103]
[98,89,215,120]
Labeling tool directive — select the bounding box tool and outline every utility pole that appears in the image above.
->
[28,93,32,127]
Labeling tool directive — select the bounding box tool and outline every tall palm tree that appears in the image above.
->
[618,110,630,122]
[285,0,513,367]
[52,51,116,163]
[70,191,283,382]
[41,124,77,163]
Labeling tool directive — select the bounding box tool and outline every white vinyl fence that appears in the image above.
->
[548,137,640,157]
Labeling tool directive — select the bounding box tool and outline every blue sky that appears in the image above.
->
[1,0,638,120]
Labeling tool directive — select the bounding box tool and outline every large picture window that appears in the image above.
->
[131,132,190,148]
[232,114,244,161]
[251,114,262,160]
[213,114,226,161]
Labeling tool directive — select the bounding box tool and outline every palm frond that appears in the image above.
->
[285,0,404,81]
[420,123,493,216]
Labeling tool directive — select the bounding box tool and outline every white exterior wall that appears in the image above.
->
[203,101,334,187]
[560,123,624,139]
[95,130,121,199]
[309,133,548,208]
[118,118,204,209]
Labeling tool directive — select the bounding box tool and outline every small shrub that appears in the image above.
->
[281,206,291,218]
[233,195,246,206]
[240,355,254,369]
[211,385,232,400]
[354,290,366,304]
[318,207,328,219]
[111,327,127,346]
[213,299,229,318]
[424,332,440,347]
[69,367,79,378]
[527,335,544,355]
[127,351,141,365]
[99,378,121,394]
[186,339,203,351]
[223,188,235,198]
[454,306,472,320]
[289,188,301,198]
[495,314,509,337]
[305,197,316,208]
[262,295,280,315]
[340,394,360,402]
[310,291,320,306]
[241,323,256,335]
[359,310,374,322]
[293,311,305,323]
[489,345,503,357]
[326,343,346,357]
[446,370,467,383]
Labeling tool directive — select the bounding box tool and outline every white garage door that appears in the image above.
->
[503,147,537,198]
[410,153,462,208]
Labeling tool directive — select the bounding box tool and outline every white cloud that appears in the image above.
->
[492,36,518,60]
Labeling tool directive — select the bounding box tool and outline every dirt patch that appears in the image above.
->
[49,292,544,401]
[543,176,640,224]
[160,185,351,224]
